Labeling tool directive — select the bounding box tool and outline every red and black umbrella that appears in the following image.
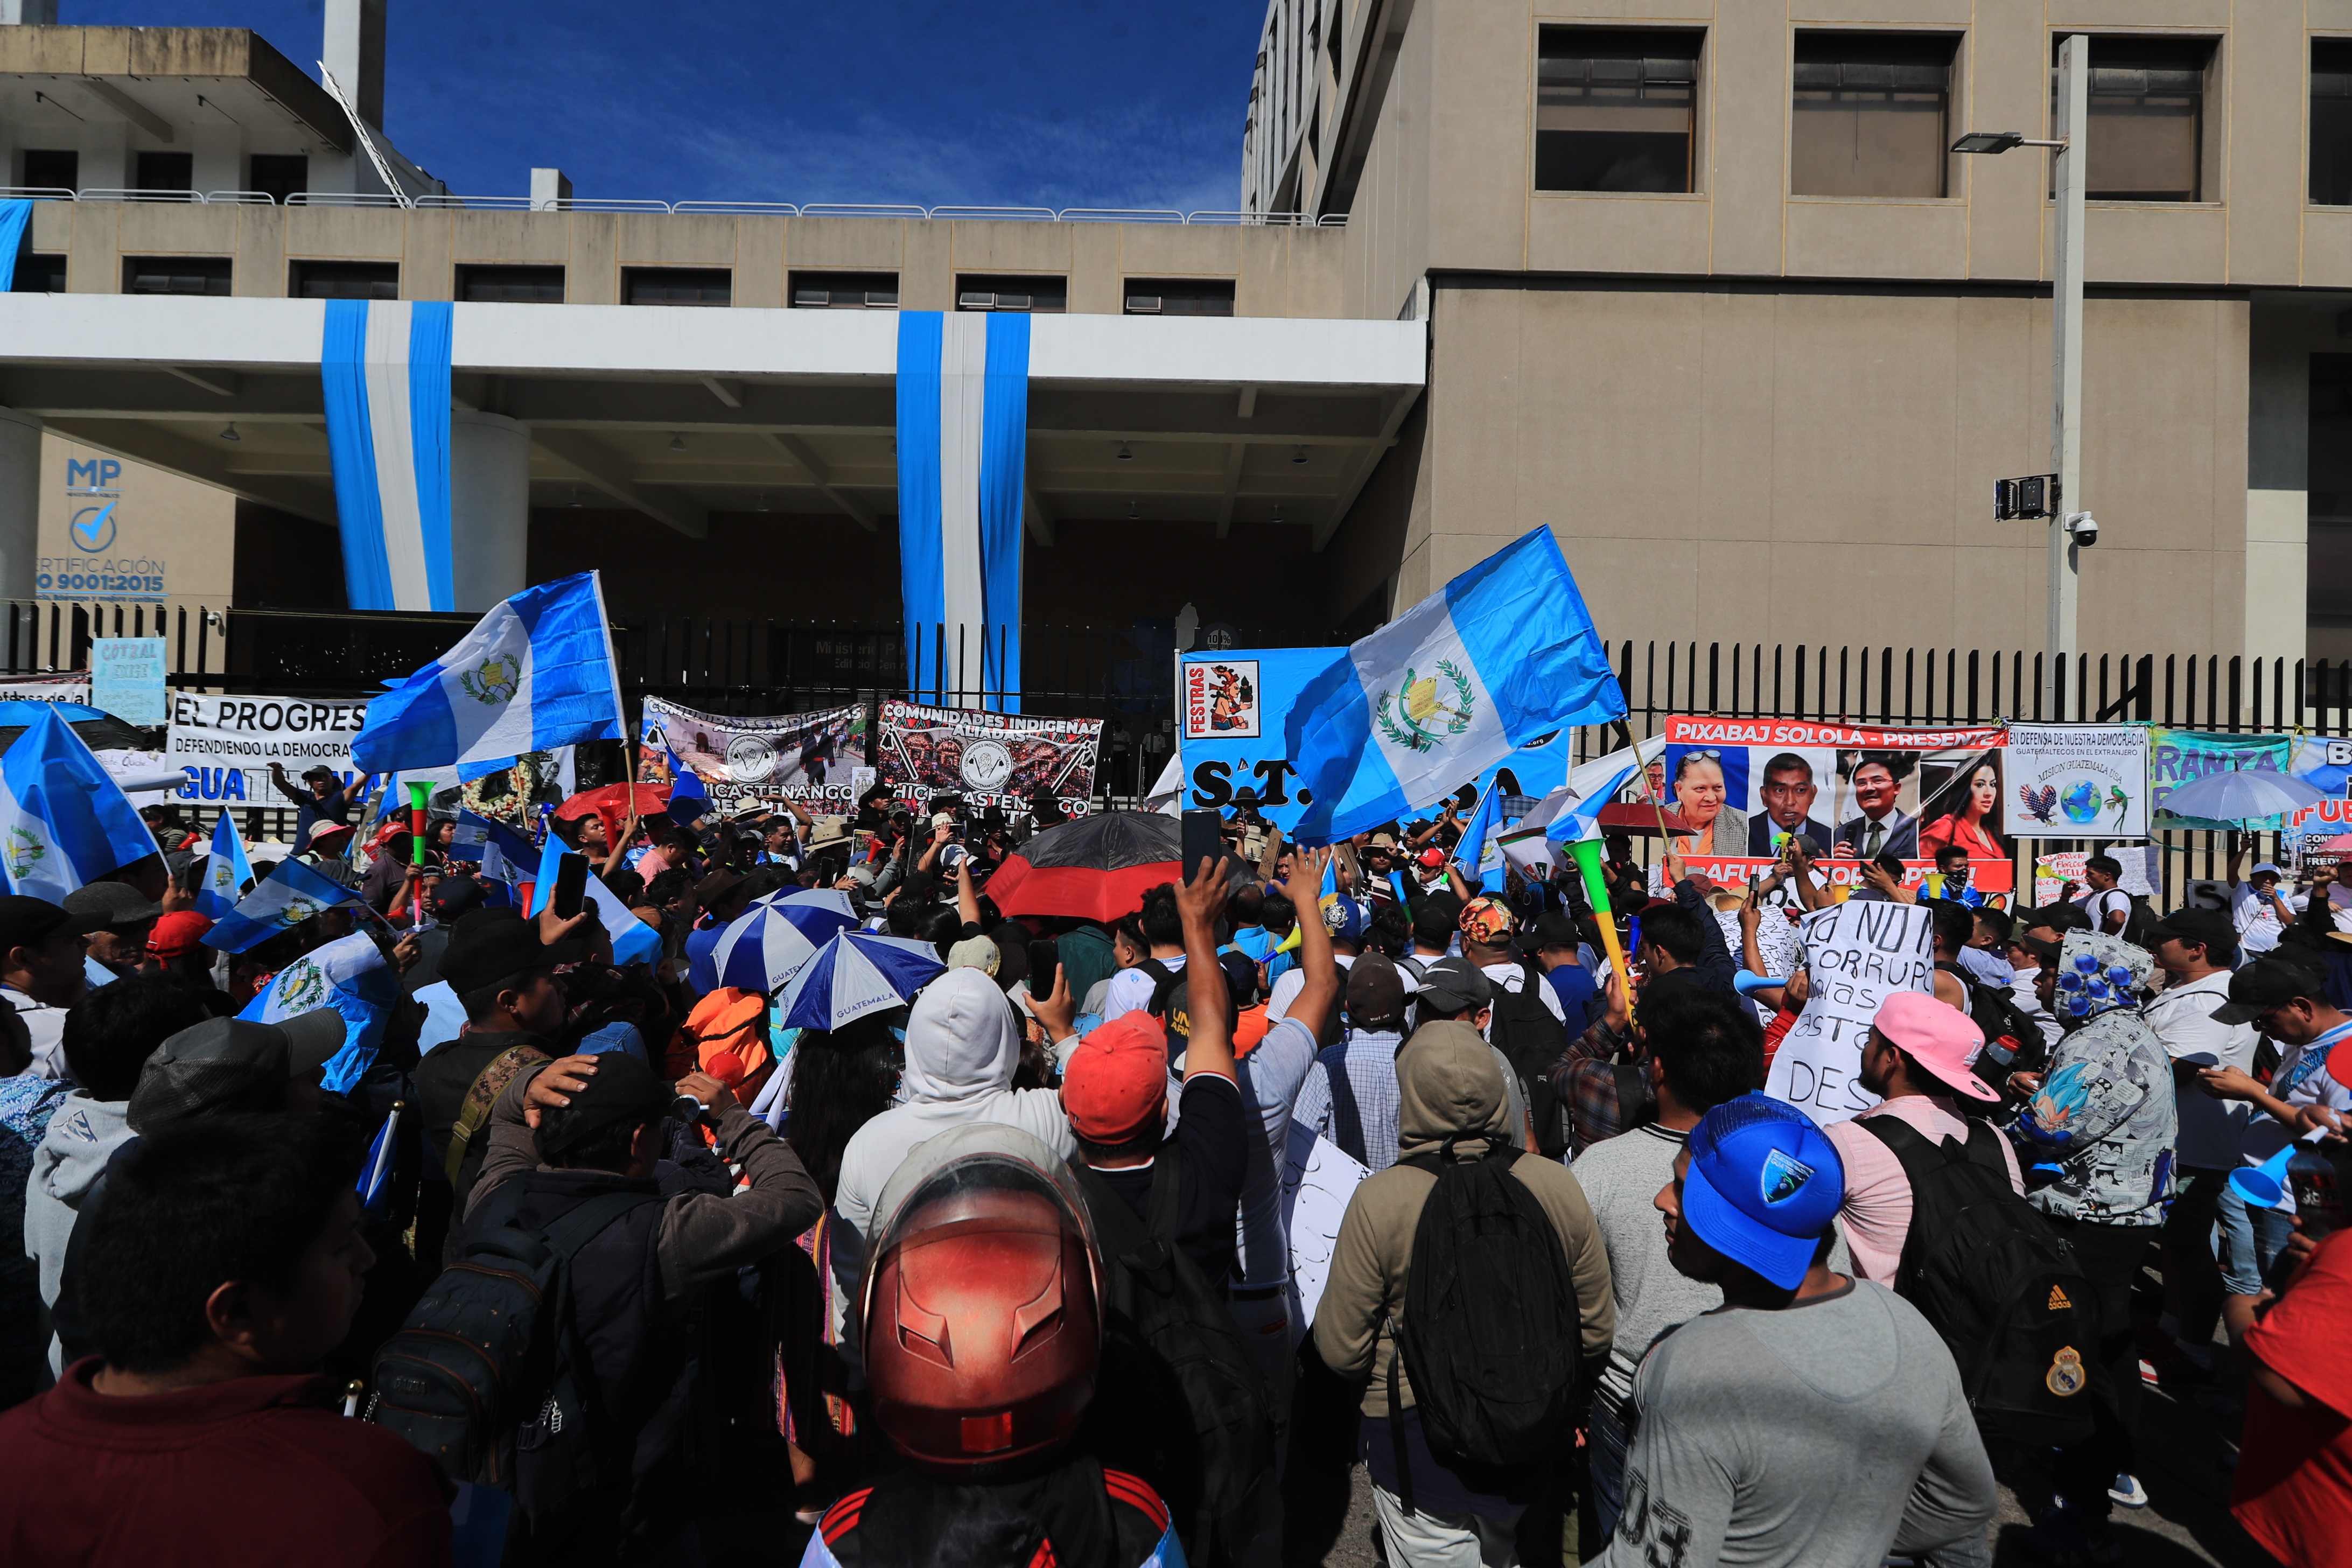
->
[985,811,1184,923]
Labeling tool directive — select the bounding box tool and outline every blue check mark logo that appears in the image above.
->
[69,501,116,553]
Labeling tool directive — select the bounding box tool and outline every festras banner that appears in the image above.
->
[2004,724,2149,839]
[640,698,868,813]
[1653,717,2013,895]
[165,694,367,805]
[878,702,1102,816]
[1763,899,1935,1124]
[1179,647,1343,832]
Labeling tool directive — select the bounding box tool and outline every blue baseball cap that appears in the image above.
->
[1683,1094,1846,1289]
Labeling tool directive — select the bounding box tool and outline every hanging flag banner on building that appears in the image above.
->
[639,697,869,814]
[165,693,369,807]
[1764,898,1935,1124]
[1650,717,2013,897]
[877,701,1101,817]
[2003,724,2150,839]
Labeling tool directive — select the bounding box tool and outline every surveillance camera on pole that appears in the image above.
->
[2063,512,2098,547]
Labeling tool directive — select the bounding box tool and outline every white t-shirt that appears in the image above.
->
[1101,954,1186,1021]
[2,986,68,1080]
[2230,884,2290,953]
[2076,887,2133,932]
[2286,890,2352,934]
[2138,970,2259,1170]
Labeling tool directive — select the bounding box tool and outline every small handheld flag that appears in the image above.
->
[203,858,367,954]
[196,809,257,920]
[0,707,162,902]
[664,746,710,825]
[358,1100,404,1213]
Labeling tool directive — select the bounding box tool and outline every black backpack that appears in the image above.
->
[1934,960,2042,1081]
[369,1188,661,1491]
[1857,1116,2099,1446]
[1135,958,1184,1017]
[1486,968,1572,1157]
[1076,1145,1278,1565]
[1388,1136,1583,1506]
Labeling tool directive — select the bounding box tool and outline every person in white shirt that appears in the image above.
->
[2138,909,2258,1377]
[1100,885,1186,1020]
[2227,846,2294,957]
[2287,860,2352,935]
[2069,855,2133,936]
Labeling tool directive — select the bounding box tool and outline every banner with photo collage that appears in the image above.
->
[640,697,869,815]
[878,701,1102,818]
[1650,717,2015,898]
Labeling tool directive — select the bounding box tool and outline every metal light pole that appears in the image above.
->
[1954,33,2090,718]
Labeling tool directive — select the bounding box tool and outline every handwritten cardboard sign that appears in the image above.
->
[1762,899,1934,1124]
[1279,1118,1371,1327]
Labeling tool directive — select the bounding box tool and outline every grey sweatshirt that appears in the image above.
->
[1570,1122,1721,1418]
[22,1093,134,1377]
[1597,1279,1997,1568]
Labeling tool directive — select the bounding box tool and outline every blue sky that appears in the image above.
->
[73,1,1266,212]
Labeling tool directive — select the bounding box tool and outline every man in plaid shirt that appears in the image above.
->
[1547,894,1737,1154]
[1291,956,1410,1170]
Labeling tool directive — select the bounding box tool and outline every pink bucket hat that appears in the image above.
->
[1873,991,2001,1103]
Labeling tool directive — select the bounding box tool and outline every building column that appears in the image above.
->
[2245,303,2311,670]
[449,411,530,611]
[0,408,41,603]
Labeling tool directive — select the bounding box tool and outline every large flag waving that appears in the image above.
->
[1285,529,1624,844]
[203,858,368,953]
[195,808,257,920]
[0,707,161,902]
[352,571,624,781]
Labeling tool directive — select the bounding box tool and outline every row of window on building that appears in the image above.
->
[5,256,1237,313]
[1539,30,2352,205]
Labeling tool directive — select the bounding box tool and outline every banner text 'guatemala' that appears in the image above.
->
[1284,528,1625,844]
[352,571,625,781]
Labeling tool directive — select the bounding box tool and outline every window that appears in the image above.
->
[10,255,65,293]
[1792,34,1956,198]
[1125,278,1236,317]
[790,271,899,309]
[2315,41,2352,206]
[122,257,232,297]
[955,274,1067,313]
[1536,29,1700,193]
[291,260,398,300]
[134,152,194,195]
[249,154,309,204]
[19,149,76,193]
[459,264,566,303]
[2061,36,2215,202]
[624,267,731,306]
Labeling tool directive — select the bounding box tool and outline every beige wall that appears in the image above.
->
[1361,280,2252,659]
[36,432,235,612]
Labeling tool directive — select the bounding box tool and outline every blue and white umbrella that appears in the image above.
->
[776,929,946,1032]
[692,888,857,995]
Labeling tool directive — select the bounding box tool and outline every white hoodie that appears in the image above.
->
[22,1092,134,1375]
[832,968,1075,1242]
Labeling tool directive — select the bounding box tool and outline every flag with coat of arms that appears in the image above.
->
[0,706,160,903]
[352,571,625,781]
[1283,528,1625,845]
[240,930,401,1093]
[203,857,369,954]
[195,808,257,920]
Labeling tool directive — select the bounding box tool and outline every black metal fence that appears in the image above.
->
[12,599,2348,905]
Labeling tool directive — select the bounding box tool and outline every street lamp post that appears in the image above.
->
[1954,33,2090,718]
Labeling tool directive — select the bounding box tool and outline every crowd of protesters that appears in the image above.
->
[0,764,2343,1568]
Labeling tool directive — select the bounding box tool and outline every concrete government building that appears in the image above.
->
[1,0,2348,668]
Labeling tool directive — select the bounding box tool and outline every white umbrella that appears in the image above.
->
[2157,768,2329,824]
[776,929,947,1032]
[690,888,856,995]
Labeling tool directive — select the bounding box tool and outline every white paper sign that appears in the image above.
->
[1279,1119,1370,1328]
[1762,899,1934,1124]
[2004,724,2151,839]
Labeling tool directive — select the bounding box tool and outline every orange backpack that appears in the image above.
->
[669,987,775,1107]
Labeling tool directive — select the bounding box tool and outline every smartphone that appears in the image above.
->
[1031,937,1062,999]
[1181,808,1223,884]
[551,851,589,920]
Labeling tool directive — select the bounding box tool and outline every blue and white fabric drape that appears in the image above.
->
[895,311,1028,710]
[322,299,454,612]
[0,199,34,292]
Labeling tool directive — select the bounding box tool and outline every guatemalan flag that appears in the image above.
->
[203,858,367,954]
[323,299,454,613]
[0,708,160,902]
[528,836,664,968]
[240,930,401,1093]
[453,809,540,888]
[195,808,257,920]
[896,312,1027,709]
[1285,529,1625,845]
[664,746,710,825]
[351,572,625,782]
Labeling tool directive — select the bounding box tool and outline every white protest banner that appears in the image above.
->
[1762,898,1934,1124]
[0,673,90,705]
[1279,1118,1370,1328]
[164,692,368,807]
[2004,724,2150,839]
[641,697,869,814]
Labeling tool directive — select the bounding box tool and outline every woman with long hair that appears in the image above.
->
[1918,755,2007,863]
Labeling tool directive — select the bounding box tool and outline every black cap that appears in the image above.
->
[301,765,336,782]
[427,874,486,920]
[2145,908,2237,960]
[62,880,163,930]
[2211,957,2326,1026]
[1417,955,1494,1016]
[126,1010,348,1131]
[1532,909,1583,951]
[440,910,585,996]
[0,895,105,954]
[534,1051,676,1158]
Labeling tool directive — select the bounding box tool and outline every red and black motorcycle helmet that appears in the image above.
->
[860,1123,1103,1476]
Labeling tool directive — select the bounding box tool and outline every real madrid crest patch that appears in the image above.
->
[2045,1346,2087,1397]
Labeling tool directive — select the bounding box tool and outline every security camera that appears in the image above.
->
[2063,512,2098,547]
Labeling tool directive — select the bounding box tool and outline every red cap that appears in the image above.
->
[147,910,214,960]
[1059,1014,1170,1143]
[1417,847,1446,869]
